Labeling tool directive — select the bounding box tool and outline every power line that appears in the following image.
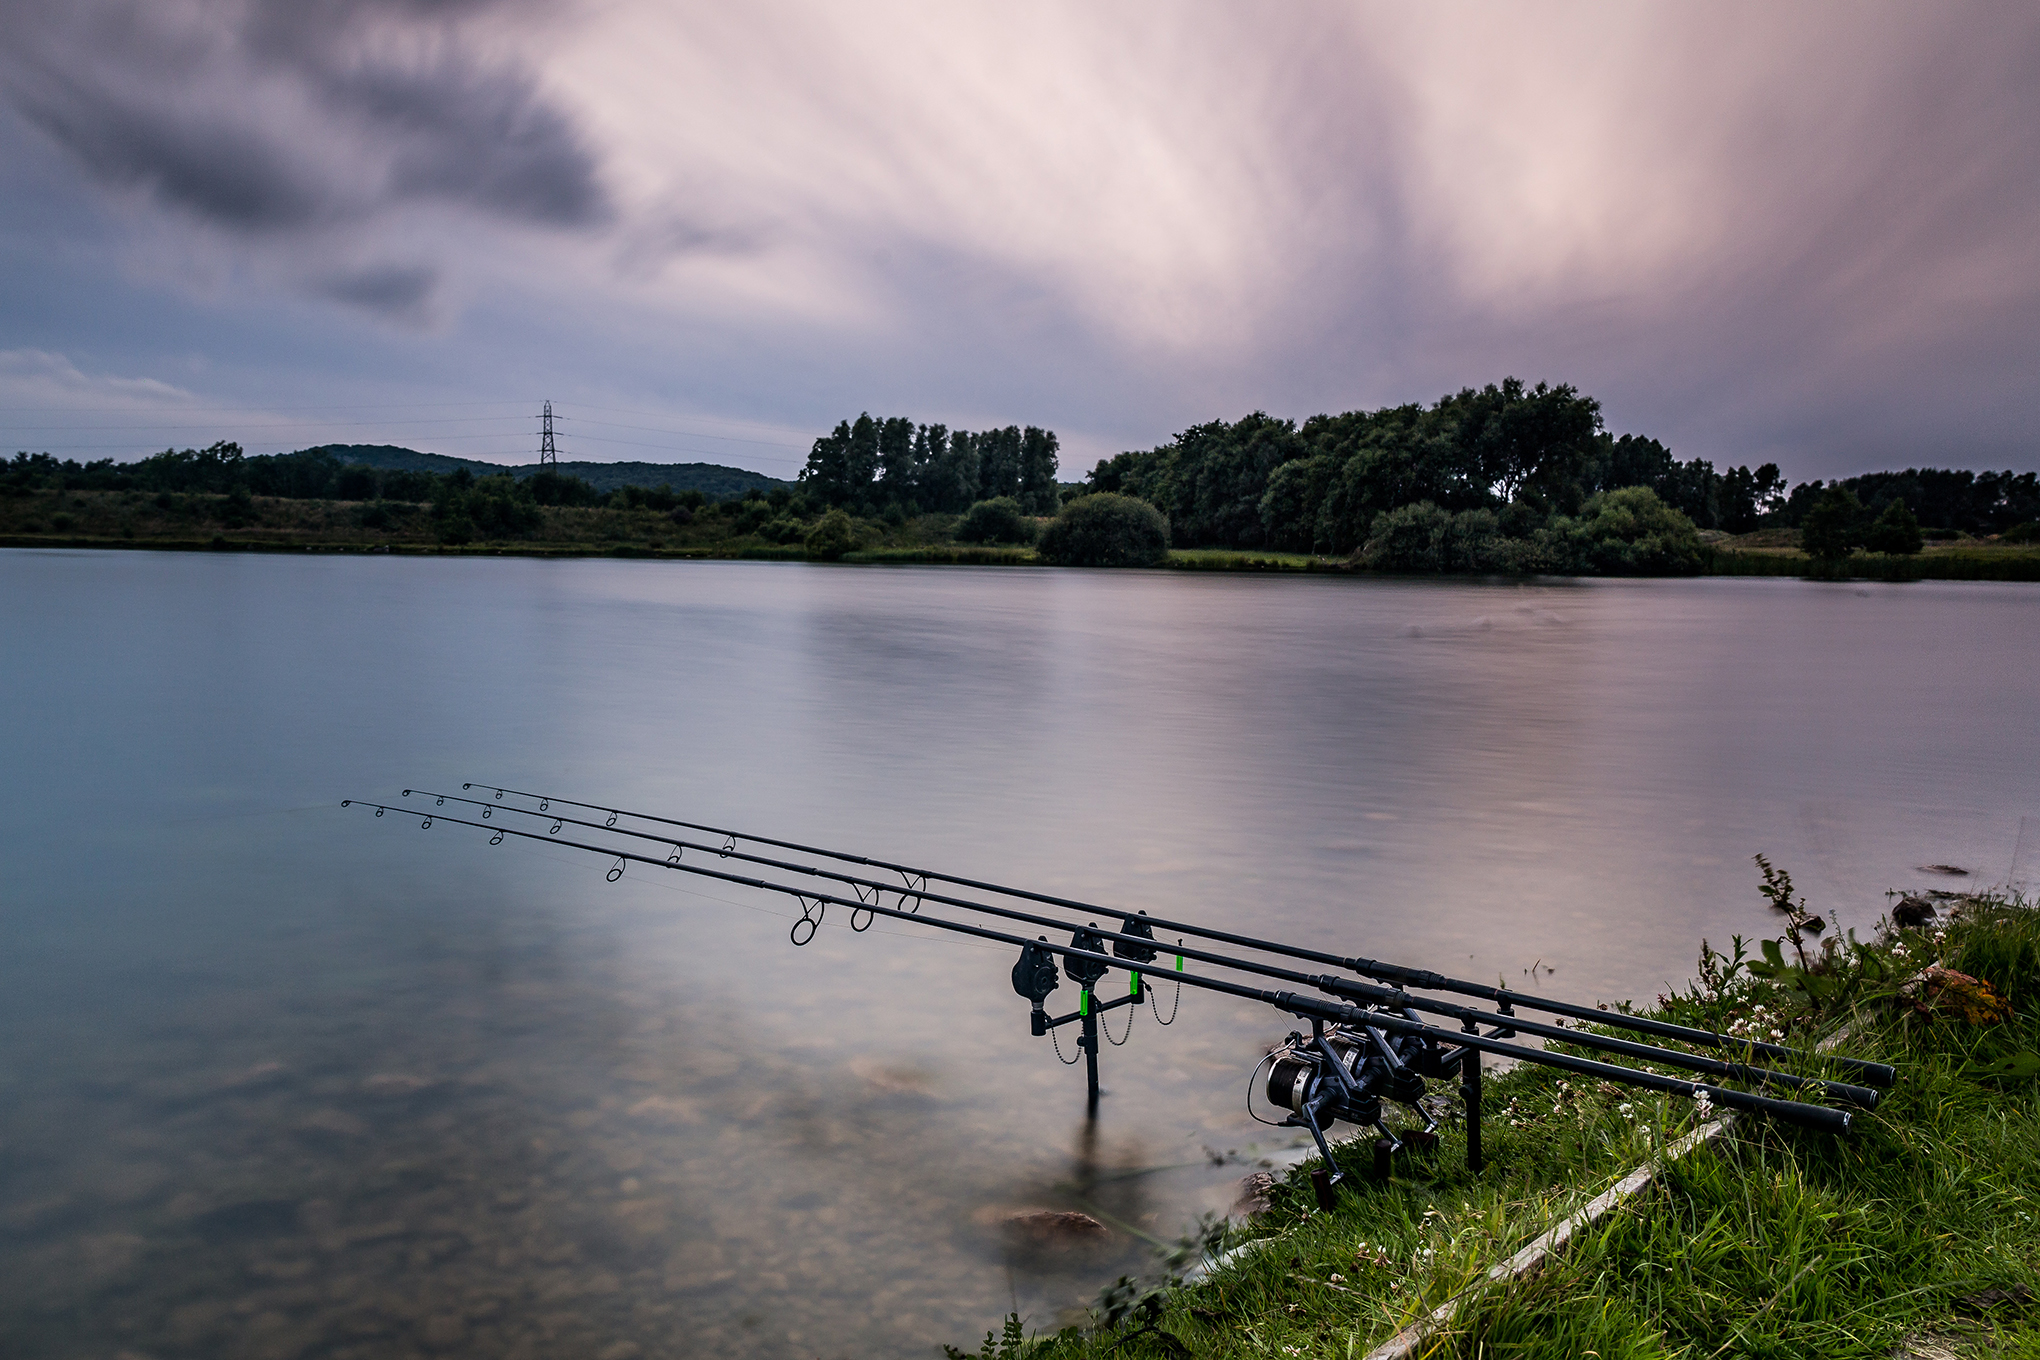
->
[2,416,539,432]
[552,414,805,449]
[0,399,531,414]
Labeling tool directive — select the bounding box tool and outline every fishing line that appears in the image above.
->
[402,790,1880,1108]
[457,782,1893,1089]
[341,795,1862,1139]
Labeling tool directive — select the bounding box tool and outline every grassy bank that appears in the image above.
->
[7,487,2040,581]
[1707,547,2040,582]
[961,886,2040,1360]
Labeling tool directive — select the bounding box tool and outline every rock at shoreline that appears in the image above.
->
[1892,896,1936,928]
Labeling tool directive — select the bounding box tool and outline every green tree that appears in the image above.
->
[1561,486,1705,574]
[954,496,1033,545]
[1862,497,1923,555]
[1036,493,1169,566]
[799,421,855,505]
[845,414,881,502]
[1360,502,1452,572]
[803,508,860,560]
[877,416,915,503]
[1446,378,1601,508]
[525,468,600,506]
[976,426,1023,500]
[1799,486,1866,561]
[1018,426,1060,514]
[927,428,977,512]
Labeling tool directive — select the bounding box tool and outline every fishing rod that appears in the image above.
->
[345,795,1866,1205]
[399,788,1881,1111]
[457,782,1895,1090]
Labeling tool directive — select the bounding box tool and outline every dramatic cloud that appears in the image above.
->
[1,1,2035,477]
[2,0,607,233]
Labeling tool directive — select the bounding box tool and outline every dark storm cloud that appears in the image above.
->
[15,71,326,229]
[0,0,608,234]
[317,261,439,317]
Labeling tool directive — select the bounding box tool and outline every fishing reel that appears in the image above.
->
[1258,1010,1454,1208]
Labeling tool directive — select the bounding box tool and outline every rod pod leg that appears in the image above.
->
[1082,1010,1100,1119]
[1462,1047,1484,1173]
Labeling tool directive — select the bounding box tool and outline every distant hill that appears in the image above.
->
[314,444,791,501]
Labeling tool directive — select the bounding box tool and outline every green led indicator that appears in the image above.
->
[1080,989,1092,1016]
[1129,972,1140,996]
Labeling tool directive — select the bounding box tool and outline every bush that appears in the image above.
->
[760,517,805,544]
[526,469,601,507]
[1358,503,1565,574]
[1036,493,1170,566]
[732,499,775,534]
[1561,486,1705,574]
[1862,497,1923,555]
[2001,521,2038,544]
[954,496,1034,545]
[803,508,860,560]
[1359,503,1500,571]
[1799,486,1865,561]
[219,485,255,528]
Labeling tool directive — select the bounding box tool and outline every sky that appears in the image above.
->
[0,0,2035,484]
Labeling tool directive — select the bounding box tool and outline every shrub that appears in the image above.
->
[803,508,860,560]
[1036,493,1170,567]
[1799,486,1866,561]
[525,469,600,507]
[955,496,1034,545]
[760,517,805,544]
[1560,486,1705,574]
[732,499,775,534]
[1862,497,1923,555]
[219,485,256,528]
[1358,503,1559,573]
[2001,521,2039,544]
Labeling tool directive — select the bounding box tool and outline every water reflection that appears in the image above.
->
[1,555,2034,1358]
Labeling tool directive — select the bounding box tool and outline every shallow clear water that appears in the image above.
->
[1,552,2034,1359]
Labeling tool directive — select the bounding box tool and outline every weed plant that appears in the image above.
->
[967,878,2040,1359]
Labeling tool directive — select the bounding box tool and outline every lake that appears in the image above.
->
[1,551,2034,1358]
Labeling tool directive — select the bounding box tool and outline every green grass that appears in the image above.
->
[1166,549,1344,572]
[1706,546,2040,582]
[973,893,2040,1360]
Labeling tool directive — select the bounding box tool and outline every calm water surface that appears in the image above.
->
[2,552,2035,1358]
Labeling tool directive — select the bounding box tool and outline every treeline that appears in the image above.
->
[0,443,731,546]
[3,444,642,511]
[1782,468,2039,536]
[800,414,1059,515]
[1085,381,1789,555]
[1084,379,2040,556]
